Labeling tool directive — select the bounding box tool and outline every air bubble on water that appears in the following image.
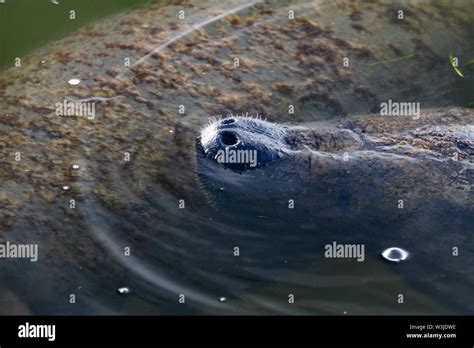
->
[381,247,409,263]
[67,78,81,86]
[51,0,59,4]
[71,164,80,170]
[117,287,130,295]
[219,297,227,303]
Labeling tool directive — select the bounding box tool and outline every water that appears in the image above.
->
[0,0,155,69]
[382,248,410,263]
[117,287,131,295]
[0,0,473,315]
[67,78,81,86]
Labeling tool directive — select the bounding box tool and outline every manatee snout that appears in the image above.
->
[196,116,288,172]
[195,116,300,216]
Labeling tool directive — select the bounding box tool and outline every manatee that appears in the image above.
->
[0,0,473,314]
[196,110,473,220]
[196,108,474,312]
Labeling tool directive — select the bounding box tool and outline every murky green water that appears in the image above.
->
[0,0,154,69]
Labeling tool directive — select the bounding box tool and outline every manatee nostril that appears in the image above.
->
[221,118,236,125]
[220,131,239,146]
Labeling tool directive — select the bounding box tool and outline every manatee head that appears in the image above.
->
[194,115,356,220]
[195,116,299,213]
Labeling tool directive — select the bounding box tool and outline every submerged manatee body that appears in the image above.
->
[0,0,473,314]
